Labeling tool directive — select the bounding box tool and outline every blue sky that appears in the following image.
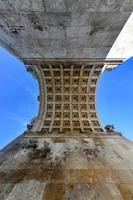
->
[0,47,133,149]
[97,57,133,141]
[0,48,39,149]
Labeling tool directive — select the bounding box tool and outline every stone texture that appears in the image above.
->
[0,0,132,59]
[107,13,133,60]
[0,134,133,199]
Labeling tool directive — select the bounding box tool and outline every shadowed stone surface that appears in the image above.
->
[0,0,132,59]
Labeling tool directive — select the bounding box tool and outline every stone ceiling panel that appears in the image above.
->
[0,0,132,59]
[0,0,44,12]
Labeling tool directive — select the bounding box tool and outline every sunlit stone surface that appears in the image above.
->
[107,13,133,60]
[0,0,133,199]
[0,134,133,200]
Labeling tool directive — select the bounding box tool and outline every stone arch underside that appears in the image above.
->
[0,0,132,61]
[25,59,123,135]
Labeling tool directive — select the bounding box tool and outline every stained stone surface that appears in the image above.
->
[0,134,133,200]
[0,0,132,60]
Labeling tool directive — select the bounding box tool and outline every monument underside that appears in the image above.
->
[0,0,133,199]
[29,62,104,134]
[25,59,123,136]
[0,0,132,59]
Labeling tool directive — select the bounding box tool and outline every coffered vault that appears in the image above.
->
[25,59,122,135]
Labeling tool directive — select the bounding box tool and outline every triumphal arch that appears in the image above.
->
[0,0,133,199]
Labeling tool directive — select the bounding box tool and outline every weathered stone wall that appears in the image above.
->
[0,134,133,200]
[0,0,132,60]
